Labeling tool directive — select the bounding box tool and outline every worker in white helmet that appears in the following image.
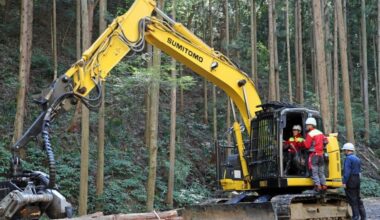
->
[303,117,328,192]
[342,143,366,220]
[283,125,305,174]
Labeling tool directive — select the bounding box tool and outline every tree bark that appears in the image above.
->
[324,0,333,96]
[52,0,57,80]
[145,45,152,146]
[268,0,276,101]
[336,0,355,143]
[224,0,231,148]
[76,0,81,60]
[179,65,184,113]
[209,0,217,146]
[361,0,369,143]
[312,0,332,134]
[251,0,257,82]
[234,0,241,63]
[203,12,208,125]
[295,0,304,104]
[333,5,339,132]
[286,0,292,103]
[12,0,33,157]
[166,0,176,209]
[146,0,163,211]
[377,0,380,126]
[373,36,379,126]
[67,0,82,133]
[87,0,99,43]
[273,0,280,100]
[95,0,107,211]
[79,0,91,215]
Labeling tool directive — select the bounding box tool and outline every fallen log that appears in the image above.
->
[61,209,182,220]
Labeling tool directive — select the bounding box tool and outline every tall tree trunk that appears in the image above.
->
[76,0,81,59]
[312,1,318,95]
[146,0,163,211]
[96,0,107,211]
[146,51,160,211]
[336,0,355,143]
[361,0,369,143]
[87,0,99,42]
[166,0,176,208]
[343,0,354,96]
[224,0,231,148]
[179,65,184,113]
[286,0,292,103]
[67,0,82,132]
[234,0,241,63]
[324,0,333,96]
[312,0,332,134]
[311,4,319,96]
[268,0,276,101]
[377,0,380,126]
[374,36,379,126]
[295,0,304,104]
[79,0,90,215]
[203,81,208,124]
[145,45,153,146]
[203,6,208,125]
[52,0,57,80]
[333,5,339,132]
[210,0,217,146]
[359,33,364,103]
[273,0,280,100]
[251,0,257,82]
[12,0,33,158]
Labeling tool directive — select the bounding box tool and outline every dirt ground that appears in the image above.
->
[363,197,380,220]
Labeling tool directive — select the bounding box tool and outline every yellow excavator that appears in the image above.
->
[2,0,350,219]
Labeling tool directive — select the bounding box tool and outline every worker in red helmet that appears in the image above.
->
[303,117,328,192]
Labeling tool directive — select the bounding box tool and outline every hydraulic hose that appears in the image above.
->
[41,109,56,189]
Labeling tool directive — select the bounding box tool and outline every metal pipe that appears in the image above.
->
[242,86,251,120]
[230,98,238,123]
[154,7,176,25]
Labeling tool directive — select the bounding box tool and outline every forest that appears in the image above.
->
[1,0,380,218]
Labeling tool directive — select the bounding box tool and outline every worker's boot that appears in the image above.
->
[321,185,328,191]
[359,200,366,220]
[314,185,321,192]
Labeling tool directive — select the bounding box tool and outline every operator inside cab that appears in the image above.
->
[283,125,306,175]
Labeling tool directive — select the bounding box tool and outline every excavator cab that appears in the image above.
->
[246,103,341,193]
[216,103,341,192]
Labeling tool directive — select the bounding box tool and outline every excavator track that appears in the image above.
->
[271,192,350,220]
[180,192,350,220]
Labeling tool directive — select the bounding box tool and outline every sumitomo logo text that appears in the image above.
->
[167,38,204,63]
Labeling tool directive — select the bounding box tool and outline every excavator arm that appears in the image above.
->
[6,0,262,218]
[61,0,261,131]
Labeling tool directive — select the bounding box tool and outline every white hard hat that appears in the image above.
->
[305,117,317,126]
[342,143,355,151]
[292,125,302,131]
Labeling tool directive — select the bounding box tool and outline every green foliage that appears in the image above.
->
[374,148,380,159]
[31,49,53,75]
[360,177,380,197]
[0,143,11,177]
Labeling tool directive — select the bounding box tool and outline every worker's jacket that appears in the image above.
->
[285,134,304,153]
[343,154,361,185]
[304,128,327,156]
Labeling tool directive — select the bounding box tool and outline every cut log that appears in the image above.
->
[62,210,181,220]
